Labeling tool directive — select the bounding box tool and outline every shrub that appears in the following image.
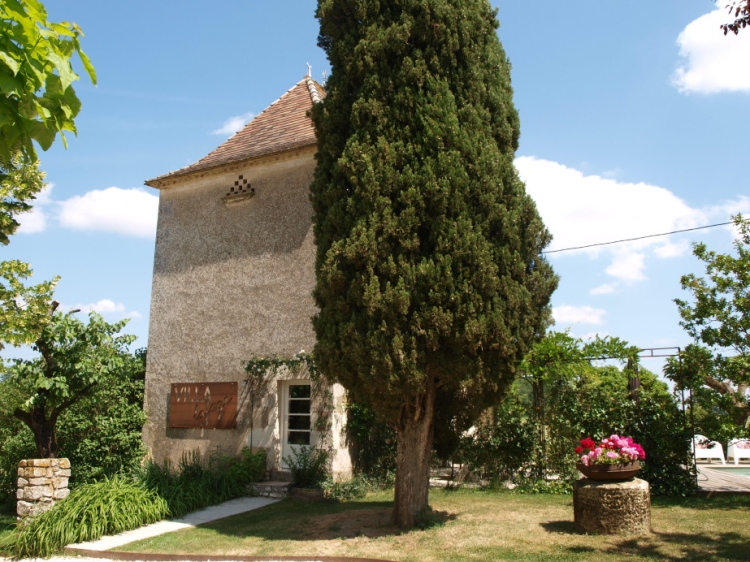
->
[346,403,396,481]
[458,394,535,484]
[283,446,329,489]
[0,420,36,511]
[138,448,266,518]
[322,474,370,501]
[1,476,168,559]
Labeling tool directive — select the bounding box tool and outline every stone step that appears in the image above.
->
[252,481,292,499]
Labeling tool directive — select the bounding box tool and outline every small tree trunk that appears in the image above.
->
[15,405,58,458]
[393,376,436,529]
[34,423,58,458]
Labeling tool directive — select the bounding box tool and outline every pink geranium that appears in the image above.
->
[576,434,646,466]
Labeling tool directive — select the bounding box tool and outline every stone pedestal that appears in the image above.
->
[573,477,651,535]
[16,458,71,518]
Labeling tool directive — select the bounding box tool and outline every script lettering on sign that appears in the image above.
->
[169,382,238,429]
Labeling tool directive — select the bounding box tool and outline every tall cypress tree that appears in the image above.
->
[311,0,558,528]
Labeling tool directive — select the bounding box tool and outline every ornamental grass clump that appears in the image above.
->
[3,476,168,559]
[576,434,646,466]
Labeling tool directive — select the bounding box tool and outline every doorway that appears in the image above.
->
[280,380,312,468]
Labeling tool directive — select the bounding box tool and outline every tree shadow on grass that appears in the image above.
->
[197,499,457,541]
[651,494,750,512]
[541,519,748,560]
[540,520,580,535]
[599,531,749,561]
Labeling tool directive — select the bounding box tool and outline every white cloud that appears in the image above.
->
[590,283,618,296]
[63,299,140,319]
[212,112,254,136]
[16,207,47,234]
[58,187,158,238]
[605,251,646,282]
[515,156,747,289]
[16,184,54,234]
[672,3,750,94]
[516,156,702,257]
[77,299,126,314]
[553,305,606,326]
[653,239,690,259]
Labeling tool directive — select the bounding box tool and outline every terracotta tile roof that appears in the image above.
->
[146,77,324,186]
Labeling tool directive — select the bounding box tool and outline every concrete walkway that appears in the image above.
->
[68,496,278,552]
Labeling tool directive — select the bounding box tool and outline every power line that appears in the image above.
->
[543,221,733,254]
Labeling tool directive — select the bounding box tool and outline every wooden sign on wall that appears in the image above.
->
[169,382,238,429]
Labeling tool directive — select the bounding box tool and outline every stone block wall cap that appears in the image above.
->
[18,460,27,467]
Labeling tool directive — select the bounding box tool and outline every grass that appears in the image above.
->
[0,511,15,552]
[115,488,750,561]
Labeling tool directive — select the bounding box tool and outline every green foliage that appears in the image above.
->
[0,261,57,350]
[510,476,572,495]
[457,332,695,496]
[0,414,35,510]
[0,347,147,506]
[346,402,396,481]
[283,446,329,489]
[311,0,557,425]
[0,152,45,244]
[221,447,267,486]
[138,448,266,519]
[458,392,535,484]
[0,0,96,164]
[1,476,168,559]
[322,474,371,501]
[311,0,556,526]
[54,348,147,485]
[668,216,750,433]
[3,309,136,457]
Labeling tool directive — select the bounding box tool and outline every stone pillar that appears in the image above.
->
[16,458,71,518]
[573,477,651,535]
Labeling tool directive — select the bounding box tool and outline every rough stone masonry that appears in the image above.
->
[16,458,70,518]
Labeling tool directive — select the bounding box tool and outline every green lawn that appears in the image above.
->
[115,489,750,562]
[0,510,17,554]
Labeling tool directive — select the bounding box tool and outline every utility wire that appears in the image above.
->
[543,221,733,254]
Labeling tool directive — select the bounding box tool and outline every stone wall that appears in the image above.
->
[16,458,71,518]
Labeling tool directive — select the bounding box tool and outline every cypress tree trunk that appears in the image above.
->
[393,375,436,528]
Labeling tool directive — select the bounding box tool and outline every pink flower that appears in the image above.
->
[606,451,619,459]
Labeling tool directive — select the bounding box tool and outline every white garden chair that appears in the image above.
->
[692,434,726,465]
[727,439,750,465]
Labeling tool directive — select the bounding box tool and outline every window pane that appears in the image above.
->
[288,431,310,445]
[289,385,311,399]
[289,400,310,414]
[289,415,310,430]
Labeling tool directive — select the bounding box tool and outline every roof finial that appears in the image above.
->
[306,62,312,77]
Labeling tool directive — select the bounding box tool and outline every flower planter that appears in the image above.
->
[576,460,641,481]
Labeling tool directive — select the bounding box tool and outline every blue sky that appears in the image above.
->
[7,1,750,374]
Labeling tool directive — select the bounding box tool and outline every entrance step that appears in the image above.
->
[252,481,292,499]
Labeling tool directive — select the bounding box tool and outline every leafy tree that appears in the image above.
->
[54,348,147,485]
[466,332,694,496]
[2,304,136,458]
[720,0,750,35]
[667,215,750,430]
[0,348,146,504]
[0,0,96,164]
[0,152,58,349]
[311,0,557,527]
